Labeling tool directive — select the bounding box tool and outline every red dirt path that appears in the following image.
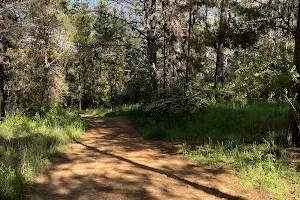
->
[31,116,270,200]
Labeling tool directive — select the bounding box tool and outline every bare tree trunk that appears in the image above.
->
[287,0,300,147]
[215,0,227,89]
[184,3,192,93]
[78,69,82,111]
[145,0,158,93]
[205,3,208,29]
[0,59,7,120]
[162,0,167,91]
[215,43,225,88]
[110,78,113,108]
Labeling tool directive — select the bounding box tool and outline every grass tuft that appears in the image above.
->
[0,106,85,200]
[181,142,298,198]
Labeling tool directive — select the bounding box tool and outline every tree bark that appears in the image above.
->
[215,43,225,88]
[214,0,227,89]
[145,0,158,93]
[162,0,167,91]
[287,0,300,146]
[184,2,192,93]
[78,67,82,111]
[0,58,7,120]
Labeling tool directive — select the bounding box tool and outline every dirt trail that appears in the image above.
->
[31,116,270,200]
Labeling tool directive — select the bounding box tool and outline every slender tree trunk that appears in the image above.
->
[287,1,300,146]
[184,2,192,93]
[163,0,167,91]
[215,0,227,89]
[205,3,208,30]
[145,0,158,93]
[110,79,113,108]
[215,43,225,88]
[0,60,7,120]
[0,28,7,119]
[78,68,82,111]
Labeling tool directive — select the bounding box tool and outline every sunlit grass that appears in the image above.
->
[0,105,85,200]
[180,141,299,198]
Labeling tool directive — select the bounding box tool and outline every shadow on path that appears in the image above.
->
[75,139,244,200]
[31,116,270,200]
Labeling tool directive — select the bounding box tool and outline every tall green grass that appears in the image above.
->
[182,141,299,198]
[89,102,299,199]
[0,105,85,200]
[91,102,288,144]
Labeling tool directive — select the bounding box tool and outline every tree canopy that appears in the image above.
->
[1,0,300,146]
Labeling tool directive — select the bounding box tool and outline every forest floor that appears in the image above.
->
[30,115,272,200]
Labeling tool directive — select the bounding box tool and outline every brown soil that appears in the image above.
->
[31,115,271,200]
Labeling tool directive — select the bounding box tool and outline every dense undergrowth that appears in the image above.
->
[0,104,85,200]
[89,102,288,143]
[88,102,299,199]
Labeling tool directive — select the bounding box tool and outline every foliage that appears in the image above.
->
[1,0,299,113]
[144,84,188,120]
[182,142,299,198]
[1,0,300,199]
[134,102,287,143]
[0,105,85,200]
[90,102,288,144]
[2,0,69,113]
[232,43,297,101]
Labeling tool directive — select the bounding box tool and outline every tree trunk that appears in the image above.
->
[287,107,299,146]
[287,0,300,146]
[78,68,82,111]
[145,0,158,93]
[162,0,167,91]
[184,2,192,93]
[215,0,227,89]
[215,43,225,88]
[0,60,7,120]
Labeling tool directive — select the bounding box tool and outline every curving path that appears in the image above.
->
[31,116,270,200]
